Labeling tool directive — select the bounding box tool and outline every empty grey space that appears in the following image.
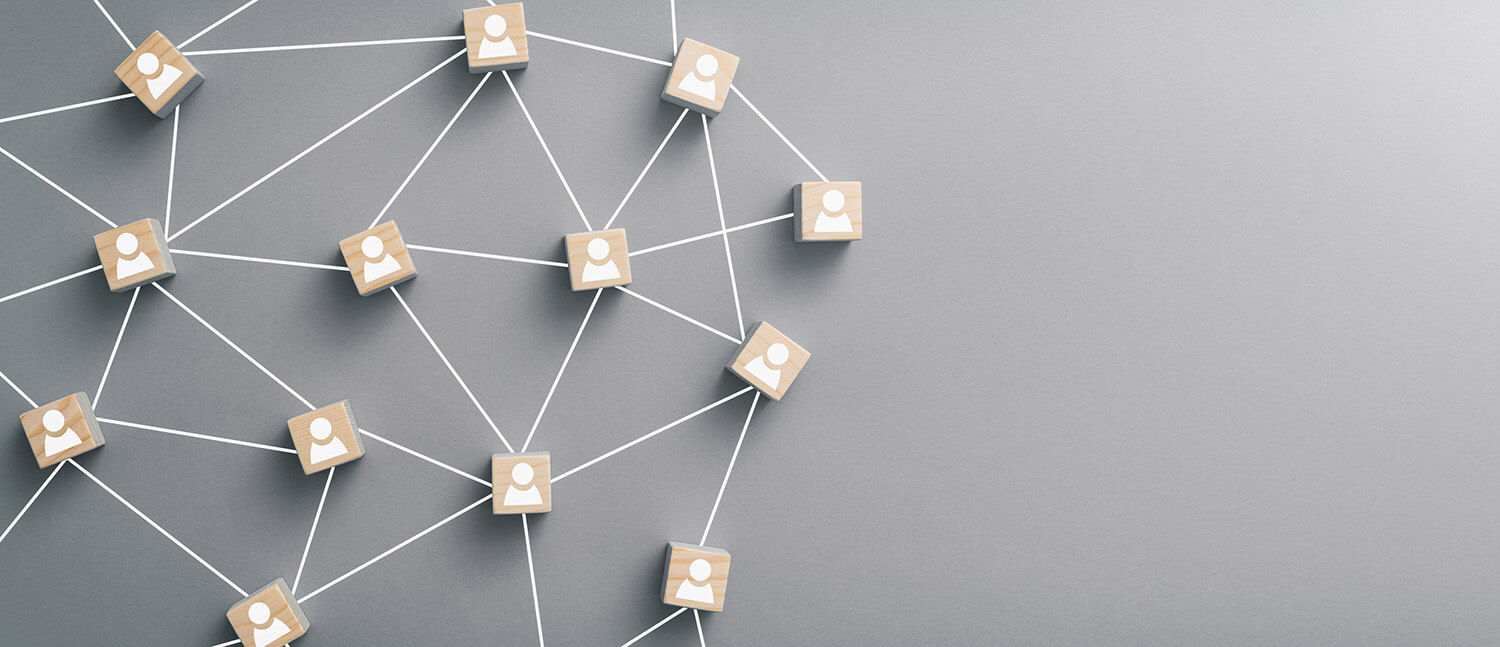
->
[2,0,1499,645]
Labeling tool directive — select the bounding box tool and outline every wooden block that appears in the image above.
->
[492,452,551,514]
[94,218,175,292]
[661,39,739,117]
[287,401,365,475]
[794,182,862,242]
[564,229,632,291]
[662,542,731,612]
[463,3,529,72]
[338,221,416,296]
[19,392,103,468]
[227,579,309,647]
[726,321,810,401]
[114,32,204,118]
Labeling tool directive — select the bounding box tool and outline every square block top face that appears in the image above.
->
[94,218,174,292]
[564,229,632,291]
[464,4,528,70]
[339,221,416,296]
[114,32,200,114]
[227,579,308,647]
[20,392,102,468]
[727,322,811,401]
[493,452,551,514]
[288,401,364,475]
[664,39,740,114]
[798,182,862,241]
[663,543,731,612]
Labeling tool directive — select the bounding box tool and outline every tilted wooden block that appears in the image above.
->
[227,579,308,647]
[662,542,731,612]
[288,401,365,475]
[662,39,739,117]
[726,321,810,401]
[94,218,175,292]
[463,3,529,72]
[564,229,632,291]
[794,182,862,242]
[114,32,204,118]
[338,221,416,296]
[20,392,104,468]
[493,452,551,514]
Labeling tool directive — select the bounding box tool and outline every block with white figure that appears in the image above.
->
[662,542,731,612]
[287,401,365,475]
[19,392,104,468]
[114,32,204,118]
[564,229,632,291]
[794,182,862,242]
[338,221,417,296]
[226,579,308,647]
[661,39,739,117]
[493,452,551,514]
[463,3,529,72]
[94,218,175,292]
[726,322,810,401]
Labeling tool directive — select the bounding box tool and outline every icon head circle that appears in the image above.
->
[309,417,332,441]
[688,558,712,582]
[136,52,160,76]
[766,342,789,366]
[42,409,65,432]
[248,602,271,625]
[484,14,508,38]
[587,237,610,261]
[694,54,718,78]
[116,232,140,256]
[361,235,385,259]
[822,189,845,212]
[511,461,534,486]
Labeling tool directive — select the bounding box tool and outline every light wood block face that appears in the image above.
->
[564,229,632,291]
[227,579,308,647]
[463,3,529,72]
[94,218,175,292]
[794,182,862,242]
[662,542,731,612]
[493,452,551,514]
[287,401,365,475]
[726,321,810,401]
[19,392,103,468]
[338,221,416,296]
[662,39,740,117]
[114,32,204,118]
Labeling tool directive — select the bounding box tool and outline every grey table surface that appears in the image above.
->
[4,0,1500,645]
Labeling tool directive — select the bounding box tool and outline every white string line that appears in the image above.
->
[291,465,335,595]
[93,287,140,409]
[391,287,515,452]
[91,0,132,49]
[70,459,249,596]
[694,609,706,647]
[702,114,745,340]
[0,266,104,307]
[183,35,466,57]
[522,288,601,452]
[172,249,349,272]
[369,72,492,229]
[0,368,38,408]
[153,283,317,410]
[0,144,117,228]
[614,286,741,345]
[551,386,755,484]
[728,85,829,182]
[670,0,679,54]
[620,608,687,647]
[168,48,467,242]
[526,31,672,68]
[700,392,759,545]
[164,105,181,232]
[98,417,298,454]
[602,108,689,231]
[297,493,493,604]
[405,244,568,268]
[523,513,545,647]
[208,640,242,647]
[177,0,263,49]
[0,463,64,545]
[502,70,592,232]
[357,427,492,488]
[0,93,134,126]
[629,213,794,258]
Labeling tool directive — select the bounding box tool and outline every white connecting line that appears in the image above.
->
[93,287,140,409]
[177,0,263,49]
[629,213,794,257]
[502,70,592,231]
[0,368,38,408]
[730,85,829,182]
[0,144,117,228]
[91,0,132,50]
[0,93,133,126]
[670,0,679,54]
[406,244,567,268]
[0,266,103,307]
[98,417,297,454]
[614,286,741,345]
[369,72,493,230]
[702,114,745,340]
[173,249,349,272]
[183,35,465,57]
[527,31,672,68]
[523,514,545,647]
[620,607,687,647]
[391,287,515,452]
[164,106,180,232]
[694,609,706,647]
[603,108,690,230]
[292,466,336,595]
[551,386,755,484]
[0,463,63,545]
[522,289,602,452]
[700,392,760,545]
[358,427,492,488]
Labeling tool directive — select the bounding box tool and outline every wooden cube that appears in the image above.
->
[662,542,731,612]
[492,452,550,514]
[794,182,862,242]
[338,221,416,296]
[94,218,175,292]
[19,392,104,468]
[726,322,810,401]
[564,229,632,291]
[463,3,529,72]
[662,39,739,117]
[114,32,204,118]
[287,401,365,475]
[226,579,308,647]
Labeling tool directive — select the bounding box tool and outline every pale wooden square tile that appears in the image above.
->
[94,218,175,292]
[114,32,204,118]
[493,452,551,514]
[19,392,103,469]
[288,401,365,475]
[339,221,417,296]
[226,579,309,647]
[463,3,529,72]
[726,321,810,401]
[662,38,739,117]
[564,229,632,291]
[662,542,731,612]
[794,181,862,242]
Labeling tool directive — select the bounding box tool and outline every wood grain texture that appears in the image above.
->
[661,542,731,612]
[287,401,364,475]
[113,31,203,118]
[226,579,308,647]
[661,38,740,117]
[794,181,863,242]
[492,452,551,514]
[463,3,529,72]
[564,228,632,291]
[93,218,175,292]
[726,321,810,401]
[338,221,416,296]
[19,392,103,469]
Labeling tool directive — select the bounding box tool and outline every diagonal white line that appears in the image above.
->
[621,608,688,647]
[208,640,242,647]
[526,31,672,68]
[552,387,755,484]
[522,289,601,451]
[391,287,514,452]
[694,609,706,647]
[523,514,545,647]
[71,459,248,596]
[297,493,493,603]
[406,244,567,268]
[164,106,181,232]
[93,287,140,408]
[0,463,64,545]
[0,94,134,126]
[292,465,335,595]
[92,0,133,49]
[629,213,794,258]
[357,428,492,488]
[614,286,741,344]
[98,417,298,454]
[168,48,466,242]
[0,368,38,408]
[177,0,263,49]
[701,392,759,545]
[172,249,349,272]
[729,85,828,182]
[0,144,117,228]
[702,114,745,339]
[370,72,492,229]
[0,266,104,307]
[153,284,316,410]
[603,108,689,230]
[183,35,465,56]
[503,70,592,231]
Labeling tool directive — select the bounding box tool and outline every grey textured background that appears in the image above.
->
[3,0,1500,645]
